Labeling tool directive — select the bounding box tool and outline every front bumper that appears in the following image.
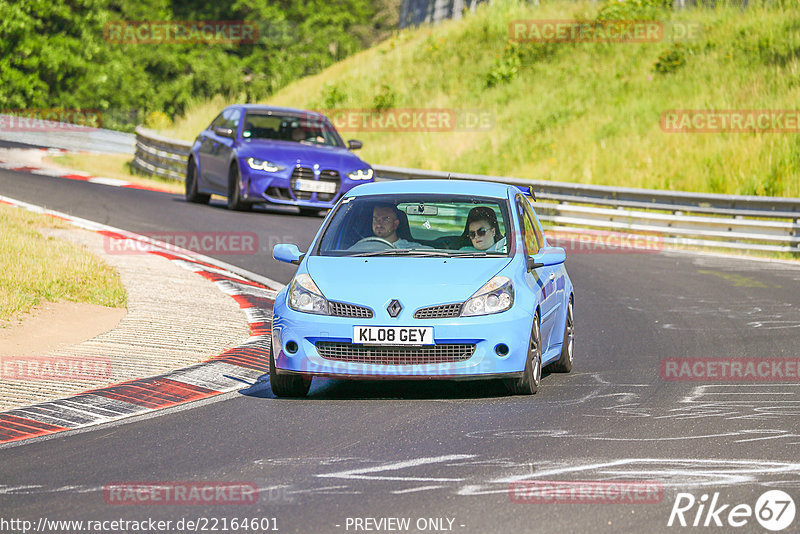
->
[240,166,366,208]
[271,292,534,380]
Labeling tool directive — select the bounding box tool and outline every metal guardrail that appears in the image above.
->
[373,165,800,217]
[132,126,192,181]
[134,126,800,254]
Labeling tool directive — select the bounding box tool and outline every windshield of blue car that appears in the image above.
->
[241,112,344,147]
[315,194,512,257]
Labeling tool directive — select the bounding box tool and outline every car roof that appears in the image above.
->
[231,104,326,119]
[344,179,516,199]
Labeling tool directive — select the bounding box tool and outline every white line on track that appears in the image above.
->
[317,454,476,482]
[391,485,446,494]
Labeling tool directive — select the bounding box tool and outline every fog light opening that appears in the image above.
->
[285,340,299,354]
[495,343,509,357]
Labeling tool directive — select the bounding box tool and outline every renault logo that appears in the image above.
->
[387,299,402,318]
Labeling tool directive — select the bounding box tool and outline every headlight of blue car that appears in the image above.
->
[461,276,514,317]
[288,273,330,315]
[246,157,285,172]
[346,168,373,181]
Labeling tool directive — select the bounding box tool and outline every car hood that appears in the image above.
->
[306,256,513,318]
[238,139,369,170]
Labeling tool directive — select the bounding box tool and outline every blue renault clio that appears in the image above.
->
[271,179,574,397]
[186,104,373,215]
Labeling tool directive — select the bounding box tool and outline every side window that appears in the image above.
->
[226,108,241,131]
[209,112,226,130]
[220,108,241,131]
[516,196,540,256]
[527,201,545,248]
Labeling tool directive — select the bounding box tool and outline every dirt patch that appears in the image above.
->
[0,301,126,357]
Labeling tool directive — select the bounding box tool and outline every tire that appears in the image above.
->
[299,207,321,217]
[185,158,210,204]
[227,163,251,211]
[269,339,312,398]
[505,313,542,395]
[549,297,574,373]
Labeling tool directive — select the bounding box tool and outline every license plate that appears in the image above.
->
[293,179,336,193]
[353,326,434,346]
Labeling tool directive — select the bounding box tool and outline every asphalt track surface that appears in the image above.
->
[1,144,800,533]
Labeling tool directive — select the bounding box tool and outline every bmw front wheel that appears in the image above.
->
[227,163,251,211]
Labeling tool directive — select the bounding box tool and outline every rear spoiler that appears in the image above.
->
[515,185,536,201]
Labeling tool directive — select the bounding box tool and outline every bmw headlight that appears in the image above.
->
[288,273,329,315]
[246,157,285,172]
[461,276,514,317]
[346,168,373,181]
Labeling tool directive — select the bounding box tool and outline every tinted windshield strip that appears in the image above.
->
[313,193,514,258]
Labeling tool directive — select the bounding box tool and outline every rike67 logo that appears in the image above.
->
[668,490,796,531]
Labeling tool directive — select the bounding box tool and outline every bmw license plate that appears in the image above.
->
[353,326,434,345]
[293,178,336,193]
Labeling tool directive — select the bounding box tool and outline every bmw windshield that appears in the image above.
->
[315,194,513,257]
[242,112,344,147]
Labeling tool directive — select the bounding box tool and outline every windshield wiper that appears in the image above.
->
[350,249,504,258]
[446,251,491,257]
[352,249,453,257]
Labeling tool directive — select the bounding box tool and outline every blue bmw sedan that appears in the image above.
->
[270,179,575,397]
[185,104,374,214]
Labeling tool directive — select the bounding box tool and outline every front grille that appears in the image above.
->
[414,303,463,319]
[316,342,475,365]
[329,301,373,318]
[291,166,315,200]
[317,169,340,201]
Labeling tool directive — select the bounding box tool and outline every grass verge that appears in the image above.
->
[0,204,127,323]
[163,0,800,198]
[46,153,184,195]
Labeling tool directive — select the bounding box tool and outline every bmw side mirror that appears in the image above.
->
[214,127,235,139]
[528,247,566,270]
[347,139,363,150]
[273,244,304,265]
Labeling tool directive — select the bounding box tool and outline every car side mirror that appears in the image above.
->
[528,247,566,270]
[273,244,304,265]
[347,139,363,150]
[214,127,235,139]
